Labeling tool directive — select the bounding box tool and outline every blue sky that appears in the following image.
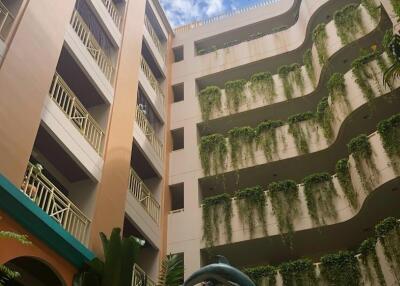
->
[160,0,265,27]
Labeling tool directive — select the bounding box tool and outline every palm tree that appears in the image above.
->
[157,254,184,286]
[0,231,31,286]
[73,228,143,286]
[383,32,400,87]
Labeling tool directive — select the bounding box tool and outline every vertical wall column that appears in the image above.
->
[0,0,76,186]
[89,0,146,254]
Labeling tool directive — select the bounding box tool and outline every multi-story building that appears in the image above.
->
[0,0,400,284]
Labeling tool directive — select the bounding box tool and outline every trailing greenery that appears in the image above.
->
[347,134,377,192]
[228,127,256,169]
[375,217,400,278]
[303,49,316,87]
[225,79,247,112]
[235,186,267,238]
[361,0,381,22]
[327,72,346,99]
[390,0,400,19]
[202,193,233,248]
[278,64,304,99]
[279,259,317,286]
[243,266,277,286]
[334,4,364,45]
[268,180,300,245]
[303,172,337,225]
[320,251,361,286]
[352,51,386,102]
[288,112,315,154]
[335,158,358,209]
[198,86,222,122]
[377,113,400,173]
[359,238,386,285]
[250,72,277,102]
[312,23,328,65]
[199,134,227,176]
[255,120,284,161]
[316,97,334,141]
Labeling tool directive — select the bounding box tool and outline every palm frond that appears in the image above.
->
[157,254,184,286]
[383,61,400,87]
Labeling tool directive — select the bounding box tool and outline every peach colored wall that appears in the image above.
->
[0,211,76,285]
[0,0,76,186]
[89,0,147,255]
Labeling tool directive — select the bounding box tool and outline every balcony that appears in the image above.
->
[128,168,160,224]
[131,264,156,286]
[70,11,115,84]
[21,163,90,244]
[144,15,166,62]
[135,108,163,161]
[140,57,165,105]
[0,1,14,41]
[49,73,105,155]
[101,0,122,30]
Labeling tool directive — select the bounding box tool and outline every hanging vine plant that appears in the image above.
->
[377,113,400,173]
[198,86,222,122]
[361,0,381,23]
[303,49,316,87]
[278,65,295,100]
[243,265,277,286]
[288,112,315,154]
[375,217,400,280]
[291,63,305,94]
[327,72,351,114]
[255,120,284,161]
[250,72,277,103]
[225,79,247,112]
[279,259,317,286]
[268,180,300,246]
[202,193,233,248]
[303,172,337,226]
[312,23,328,65]
[347,134,377,192]
[199,134,227,176]
[359,237,387,285]
[235,186,267,238]
[316,97,334,141]
[228,127,256,169]
[390,0,400,19]
[335,158,358,209]
[334,4,364,45]
[320,251,361,286]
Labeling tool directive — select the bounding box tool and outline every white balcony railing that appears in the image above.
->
[0,1,14,41]
[128,168,160,224]
[135,108,163,160]
[49,73,105,155]
[132,264,156,286]
[144,15,166,62]
[140,57,165,105]
[21,163,91,244]
[70,11,115,84]
[101,0,122,30]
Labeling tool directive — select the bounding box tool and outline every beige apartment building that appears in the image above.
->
[0,0,400,284]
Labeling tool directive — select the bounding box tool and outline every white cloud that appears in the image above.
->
[160,0,226,27]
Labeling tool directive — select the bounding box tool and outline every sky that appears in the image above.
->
[160,0,265,27]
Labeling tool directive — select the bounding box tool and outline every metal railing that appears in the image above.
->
[70,11,115,84]
[49,73,104,155]
[135,108,163,160]
[132,264,156,286]
[21,163,91,244]
[144,15,166,61]
[140,57,165,104]
[0,1,14,41]
[128,168,160,224]
[101,0,122,29]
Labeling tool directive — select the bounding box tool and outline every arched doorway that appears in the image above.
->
[0,256,65,286]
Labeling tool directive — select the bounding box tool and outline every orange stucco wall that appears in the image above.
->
[0,211,76,285]
[0,0,76,187]
[89,0,147,255]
